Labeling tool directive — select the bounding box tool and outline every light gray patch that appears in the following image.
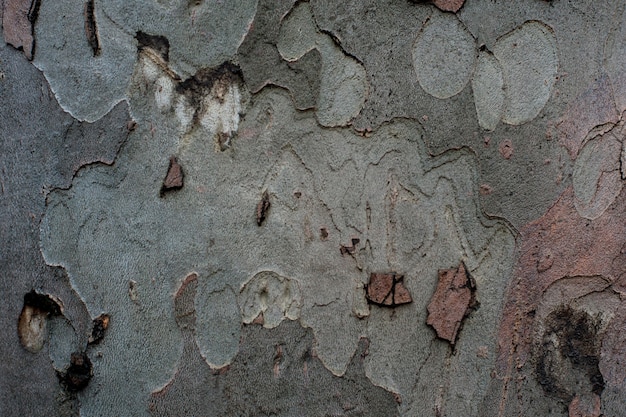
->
[239,271,302,328]
[41,85,514,414]
[32,0,135,122]
[493,20,558,125]
[194,282,241,368]
[276,2,318,61]
[412,11,476,99]
[471,49,504,131]
[277,2,367,126]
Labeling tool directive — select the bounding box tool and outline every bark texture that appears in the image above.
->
[2,1,625,416]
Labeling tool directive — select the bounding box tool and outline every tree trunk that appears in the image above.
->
[2,1,625,416]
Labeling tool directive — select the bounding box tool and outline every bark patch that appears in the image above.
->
[2,0,41,59]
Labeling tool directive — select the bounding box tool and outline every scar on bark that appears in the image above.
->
[160,156,184,197]
[256,190,270,226]
[365,273,413,307]
[84,0,101,57]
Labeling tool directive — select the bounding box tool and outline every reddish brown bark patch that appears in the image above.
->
[366,273,413,307]
[160,156,184,196]
[426,262,477,345]
[2,0,40,60]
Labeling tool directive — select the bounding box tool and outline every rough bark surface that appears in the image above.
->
[2,1,625,416]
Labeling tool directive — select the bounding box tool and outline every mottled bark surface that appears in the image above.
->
[2,1,625,416]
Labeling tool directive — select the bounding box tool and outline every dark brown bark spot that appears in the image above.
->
[256,190,270,226]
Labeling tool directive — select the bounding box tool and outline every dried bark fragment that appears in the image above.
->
[426,262,477,344]
[256,190,270,226]
[83,0,101,57]
[365,273,413,307]
[88,314,110,345]
[2,0,41,60]
[160,156,184,196]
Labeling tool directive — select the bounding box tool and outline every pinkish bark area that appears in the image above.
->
[495,186,626,412]
[2,0,38,60]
